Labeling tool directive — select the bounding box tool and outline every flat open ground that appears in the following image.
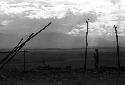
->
[0,47,125,85]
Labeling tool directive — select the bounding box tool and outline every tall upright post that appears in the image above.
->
[114,25,120,70]
[84,19,89,72]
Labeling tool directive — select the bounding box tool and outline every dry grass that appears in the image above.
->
[0,48,125,85]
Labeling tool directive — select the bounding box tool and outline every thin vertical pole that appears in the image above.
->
[23,50,26,72]
[114,25,120,70]
[84,19,89,72]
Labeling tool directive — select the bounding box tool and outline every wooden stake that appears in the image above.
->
[84,19,89,72]
[114,25,120,70]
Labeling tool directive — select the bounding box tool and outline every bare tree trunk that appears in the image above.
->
[84,20,89,72]
[114,25,120,70]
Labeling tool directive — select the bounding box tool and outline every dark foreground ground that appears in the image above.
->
[0,48,125,85]
[0,68,125,85]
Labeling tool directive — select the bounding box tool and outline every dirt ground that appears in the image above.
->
[0,48,125,85]
[0,68,125,85]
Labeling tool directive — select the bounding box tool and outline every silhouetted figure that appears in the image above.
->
[93,49,99,72]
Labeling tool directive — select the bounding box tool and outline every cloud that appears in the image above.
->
[108,0,121,5]
[0,0,114,19]
[1,20,12,26]
[0,0,125,38]
[1,0,125,48]
[68,29,80,35]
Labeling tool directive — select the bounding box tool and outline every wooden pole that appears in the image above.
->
[0,38,23,64]
[0,22,51,71]
[84,19,89,72]
[114,25,120,70]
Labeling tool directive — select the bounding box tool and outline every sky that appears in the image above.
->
[0,0,125,48]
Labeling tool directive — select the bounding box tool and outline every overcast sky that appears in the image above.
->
[0,0,125,48]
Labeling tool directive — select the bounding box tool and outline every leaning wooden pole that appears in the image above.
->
[0,38,23,64]
[114,25,120,70]
[84,19,89,72]
[0,22,51,71]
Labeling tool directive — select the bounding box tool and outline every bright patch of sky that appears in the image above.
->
[0,0,125,38]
